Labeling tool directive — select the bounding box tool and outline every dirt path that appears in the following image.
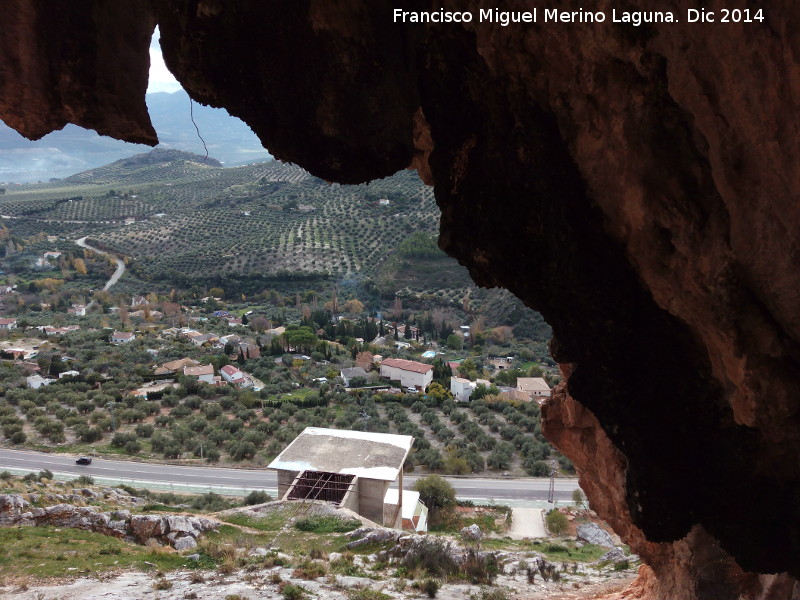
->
[507,507,546,539]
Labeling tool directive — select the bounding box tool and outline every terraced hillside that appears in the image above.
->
[0,149,455,292]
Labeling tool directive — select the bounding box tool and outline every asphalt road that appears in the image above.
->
[0,449,580,503]
[75,236,126,291]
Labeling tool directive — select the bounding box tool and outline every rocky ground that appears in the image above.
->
[0,555,638,600]
[0,476,638,599]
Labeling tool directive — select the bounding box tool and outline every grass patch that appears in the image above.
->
[0,526,193,581]
[535,540,607,562]
[429,506,511,535]
[220,511,289,532]
[294,515,361,534]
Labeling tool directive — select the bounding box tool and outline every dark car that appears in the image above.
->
[75,457,92,465]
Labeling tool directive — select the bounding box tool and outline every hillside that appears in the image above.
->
[0,150,435,281]
[0,149,549,334]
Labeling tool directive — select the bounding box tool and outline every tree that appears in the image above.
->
[413,474,456,524]
[251,316,270,332]
[355,351,373,370]
[73,258,87,275]
[446,334,462,350]
[572,488,587,509]
[342,299,364,314]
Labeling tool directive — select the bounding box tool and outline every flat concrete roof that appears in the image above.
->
[267,427,414,481]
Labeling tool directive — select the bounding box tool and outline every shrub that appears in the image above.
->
[292,560,327,579]
[469,589,510,600]
[74,475,94,486]
[280,583,306,600]
[346,589,391,600]
[613,559,631,571]
[545,510,569,536]
[402,538,458,578]
[462,548,499,584]
[38,469,54,480]
[413,475,455,524]
[417,579,439,598]
[244,490,273,505]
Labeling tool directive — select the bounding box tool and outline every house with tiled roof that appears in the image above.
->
[183,364,215,384]
[380,358,433,390]
[111,331,134,343]
[516,377,551,400]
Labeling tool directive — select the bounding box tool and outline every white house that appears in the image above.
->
[220,364,252,388]
[380,358,433,390]
[59,370,80,379]
[111,331,135,343]
[0,318,17,330]
[516,377,551,399]
[184,364,215,384]
[450,376,476,402]
[67,304,87,316]
[26,374,54,389]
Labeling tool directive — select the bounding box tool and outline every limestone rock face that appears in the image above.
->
[2,2,800,597]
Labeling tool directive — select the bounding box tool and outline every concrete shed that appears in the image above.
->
[267,427,414,527]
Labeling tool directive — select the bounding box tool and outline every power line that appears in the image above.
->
[188,98,209,160]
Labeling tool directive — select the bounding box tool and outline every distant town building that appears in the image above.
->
[450,376,476,402]
[154,357,199,376]
[0,318,17,330]
[516,377,551,400]
[340,366,368,387]
[111,331,135,344]
[380,358,433,390]
[26,374,54,389]
[220,364,247,385]
[183,364,215,384]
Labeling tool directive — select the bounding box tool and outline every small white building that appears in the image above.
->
[450,376,476,402]
[516,377,552,399]
[58,370,80,379]
[0,318,17,330]
[111,331,135,344]
[26,374,54,389]
[184,364,215,384]
[220,364,252,387]
[384,488,428,532]
[380,358,433,390]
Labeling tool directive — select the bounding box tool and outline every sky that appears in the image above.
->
[148,27,183,94]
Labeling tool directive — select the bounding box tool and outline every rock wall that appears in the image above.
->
[1,2,799,597]
[0,493,217,550]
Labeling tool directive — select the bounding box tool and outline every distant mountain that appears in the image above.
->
[0,91,271,183]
